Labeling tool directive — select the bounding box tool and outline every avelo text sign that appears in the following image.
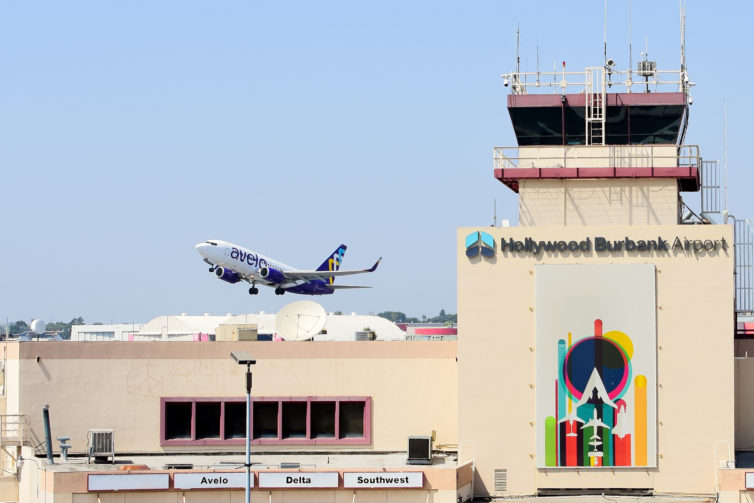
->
[343,472,423,488]
[88,474,170,491]
[258,472,338,488]
[174,472,249,490]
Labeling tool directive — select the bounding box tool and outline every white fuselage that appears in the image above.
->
[195,239,300,286]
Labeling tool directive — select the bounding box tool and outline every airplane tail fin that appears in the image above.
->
[316,244,347,284]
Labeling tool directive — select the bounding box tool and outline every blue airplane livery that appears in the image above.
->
[195,240,381,296]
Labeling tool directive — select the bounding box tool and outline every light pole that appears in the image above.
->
[231,351,256,503]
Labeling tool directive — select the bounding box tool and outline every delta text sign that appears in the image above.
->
[258,472,339,489]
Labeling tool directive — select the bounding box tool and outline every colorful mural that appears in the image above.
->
[535,264,656,468]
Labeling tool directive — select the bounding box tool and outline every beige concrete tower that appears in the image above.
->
[458,59,734,498]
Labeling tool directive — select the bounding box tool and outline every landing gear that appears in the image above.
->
[248,286,259,295]
[275,287,285,295]
[209,266,216,272]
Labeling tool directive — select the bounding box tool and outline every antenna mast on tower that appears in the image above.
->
[680,0,688,95]
[603,0,608,65]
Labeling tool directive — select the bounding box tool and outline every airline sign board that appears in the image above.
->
[343,472,423,488]
[174,472,249,490]
[258,472,339,488]
[88,474,170,492]
[746,472,754,489]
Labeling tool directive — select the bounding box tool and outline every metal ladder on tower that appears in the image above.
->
[585,67,606,145]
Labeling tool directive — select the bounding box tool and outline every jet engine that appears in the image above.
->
[259,267,285,284]
[214,267,241,284]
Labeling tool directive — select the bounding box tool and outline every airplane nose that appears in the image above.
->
[195,242,208,256]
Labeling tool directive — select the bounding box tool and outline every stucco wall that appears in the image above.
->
[4,341,457,454]
[517,145,681,169]
[458,224,734,497]
[519,178,679,227]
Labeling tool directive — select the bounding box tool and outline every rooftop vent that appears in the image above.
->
[87,429,114,464]
[407,435,432,465]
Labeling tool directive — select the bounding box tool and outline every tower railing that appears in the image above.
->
[503,66,689,95]
[735,219,754,314]
[494,144,700,172]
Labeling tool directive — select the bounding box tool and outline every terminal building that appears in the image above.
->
[4,20,754,503]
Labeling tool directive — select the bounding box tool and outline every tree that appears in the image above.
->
[10,321,29,335]
[377,311,407,323]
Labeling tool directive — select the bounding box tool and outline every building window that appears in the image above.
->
[311,401,335,438]
[223,402,245,439]
[161,397,370,446]
[195,402,221,439]
[164,402,192,439]
[281,402,307,439]
[252,402,278,439]
[339,402,365,438]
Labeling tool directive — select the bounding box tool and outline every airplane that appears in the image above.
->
[581,408,610,436]
[195,239,381,296]
[558,409,584,437]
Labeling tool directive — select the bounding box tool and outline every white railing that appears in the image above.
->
[0,415,41,449]
[494,144,700,172]
[502,65,691,96]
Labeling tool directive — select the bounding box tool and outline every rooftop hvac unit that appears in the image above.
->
[87,429,114,464]
[237,327,258,341]
[355,330,376,341]
[407,435,433,465]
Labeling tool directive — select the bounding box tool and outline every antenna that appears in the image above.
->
[603,0,608,65]
[680,0,688,94]
[536,43,540,86]
[515,22,520,81]
[628,0,633,92]
[723,104,728,217]
[275,300,327,341]
[493,199,497,227]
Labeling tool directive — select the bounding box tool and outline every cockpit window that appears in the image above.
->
[206,241,218,246]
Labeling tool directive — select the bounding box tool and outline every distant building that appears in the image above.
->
[71,312,405,342]
[70,323,142,341]
[399,323,458,341]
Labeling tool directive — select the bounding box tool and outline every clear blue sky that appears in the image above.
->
[1,1,751,325]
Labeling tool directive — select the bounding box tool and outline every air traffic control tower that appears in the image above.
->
[458,46,750,498]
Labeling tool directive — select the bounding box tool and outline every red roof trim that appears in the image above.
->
[494,166,699,193]
[508,92,686,108]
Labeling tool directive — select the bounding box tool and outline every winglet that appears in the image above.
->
[365,257,382,273]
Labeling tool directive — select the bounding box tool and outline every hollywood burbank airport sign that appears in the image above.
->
[466,231,729,258]
[502,235,729,254]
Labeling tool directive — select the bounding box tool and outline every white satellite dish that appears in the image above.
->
[275,301,327,341]
[30,319,46,335]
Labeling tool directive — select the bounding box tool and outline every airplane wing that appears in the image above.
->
[278,258,381,281]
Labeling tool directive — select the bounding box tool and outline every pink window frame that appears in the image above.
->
[160,396,371,446]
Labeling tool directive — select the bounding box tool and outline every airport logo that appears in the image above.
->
[465,230,495,258]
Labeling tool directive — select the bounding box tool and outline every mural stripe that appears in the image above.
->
[602,403,613,466]
[554,379,559,465]
[557,339,567,422]
[545,416,557,466]
[635,375,647,466]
